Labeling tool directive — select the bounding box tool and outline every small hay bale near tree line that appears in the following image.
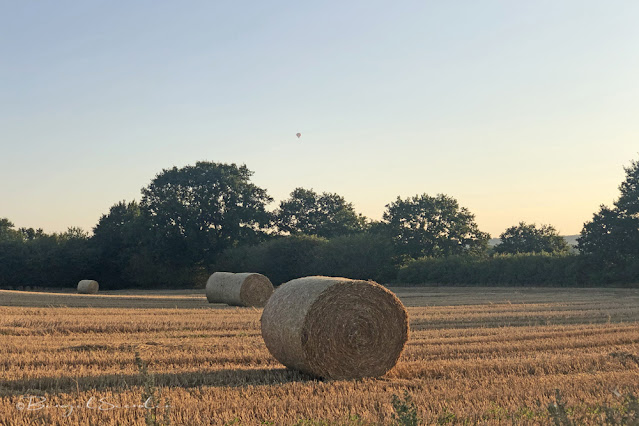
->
[261,276,409,380]
[77,280,99,294]
[206,272,274,307]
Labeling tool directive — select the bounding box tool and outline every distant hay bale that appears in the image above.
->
[260,276,409,380]
[77,280,99,294]
[206,272,274,307]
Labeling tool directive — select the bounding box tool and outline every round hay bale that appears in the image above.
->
[206,272,274,307]
[260,276,409,380]
[77,280,99,294]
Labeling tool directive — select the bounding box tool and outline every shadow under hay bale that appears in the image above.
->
[261,276,409,380]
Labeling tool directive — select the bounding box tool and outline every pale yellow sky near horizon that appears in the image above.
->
[4,146,635,238]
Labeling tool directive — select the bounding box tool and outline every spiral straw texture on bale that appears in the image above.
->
[206,272,274,307]
[261,276,409,379]
[77,280,99,294]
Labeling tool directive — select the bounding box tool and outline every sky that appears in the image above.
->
[1,1,638,237]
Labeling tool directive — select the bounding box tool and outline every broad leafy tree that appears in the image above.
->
[579,156,639,262]
[276,188,366,238]
[0,218,20,241]
[495,222,569,254]
[93,201,144,249]
[578,206,639,262]
[19,227,45,241]
[616,158,639,215]
[92,200,147,284]
[140,161,273,265]
[382,193,489,259]
[0,219,24,286]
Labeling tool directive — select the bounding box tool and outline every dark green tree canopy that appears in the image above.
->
[0,219,45,242]
[0,218,19,241]
[579,156,639,261]
[578,205,639,261]
[0,220,96,289]
[93,201,143,248]
[382,193,489,259]
[19,227,45,241]
[495,222,569,254]
[615,158,639,215]
[59,227,90,241]
[140,161,273,265]
[93,200,145,261]
[92,200,160,287]
[276,187,366,238]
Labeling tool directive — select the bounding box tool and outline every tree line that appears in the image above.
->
[1,156,638,289]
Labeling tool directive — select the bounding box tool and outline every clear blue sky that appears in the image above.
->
[2,1,638,237]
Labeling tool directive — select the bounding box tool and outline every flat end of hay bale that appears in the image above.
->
[239,274,274,307]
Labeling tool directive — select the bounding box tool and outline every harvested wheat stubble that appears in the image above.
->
[206,272,274,307]
[261,276,409,380]
[77,280,99,294]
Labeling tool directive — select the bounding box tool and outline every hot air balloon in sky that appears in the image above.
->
[296,132,301,139]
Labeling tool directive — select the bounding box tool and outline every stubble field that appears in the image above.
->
[1,286,638,425]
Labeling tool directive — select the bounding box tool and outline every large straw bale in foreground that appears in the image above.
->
[206,272,274,307]
[77,280,99,294]
[261,276,409,379]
